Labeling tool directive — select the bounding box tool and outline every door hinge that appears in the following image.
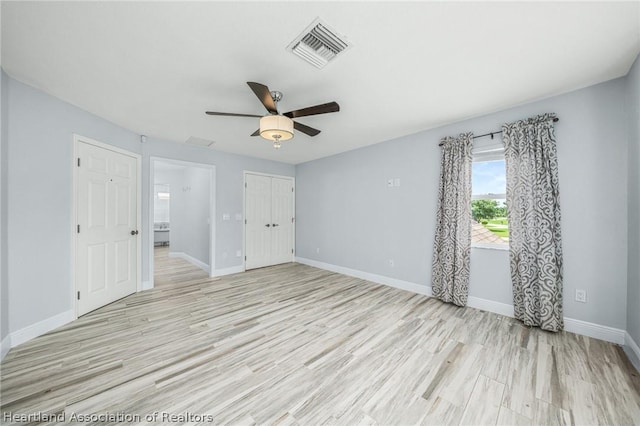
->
[245,182,247,188]
[292,249,294,254]
[245,219,247,224]
[244,256,246,261]
[292,217,295,223]
[77,224,80,233]
[77,291,80,300]
[292,187,294,192]
[77,158,81,167]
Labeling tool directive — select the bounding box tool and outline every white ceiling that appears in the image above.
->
[2,2,639,165]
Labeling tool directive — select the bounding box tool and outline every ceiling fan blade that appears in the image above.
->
[206,111,262,118]
[283,102,340,119]
[294,121,321,137]
[250,129,260,137]
[247,82,278,114]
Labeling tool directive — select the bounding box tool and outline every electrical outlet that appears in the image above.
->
[236,250,242,257]
[316,248,320,254]
[235,213,242,221]
[387,179,394,188]
[394,178,400,187]
[222,213,230,221]
[389,259,395,267]
[575,289,587,303]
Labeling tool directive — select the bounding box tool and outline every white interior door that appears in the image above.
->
[270,177,294,265]
[76,141,138,316]
[245,173,294,270]
[245,174,272,269]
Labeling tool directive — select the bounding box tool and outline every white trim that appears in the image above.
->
[141,280,152,291]
[9,310,74,348]
[209,168,217,278]
[1,334,11,360]
[295,257,432,297]
[213,265,245,277]
[467,296,514,318]
[169,252,210,274]
[624,332,640,371]
[295,257,626,345]
[564,318,625,344]
[471,243,509,251]
[242,170,294,180]
[72,135,142,319]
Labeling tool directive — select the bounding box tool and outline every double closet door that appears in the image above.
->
[245,173,294,270]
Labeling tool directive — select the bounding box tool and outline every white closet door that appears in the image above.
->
[245,173,294,270]
[76,141,138,316]
[270,177,294,265]
[245,174,273,269]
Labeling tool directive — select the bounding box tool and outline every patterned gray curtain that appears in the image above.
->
[502,113,563,332]
[431,133,473,307]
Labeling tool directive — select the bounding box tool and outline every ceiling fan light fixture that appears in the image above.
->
[260,115,294,143]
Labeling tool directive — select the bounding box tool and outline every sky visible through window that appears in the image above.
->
[472,160,506,195]
[471,159,509,245]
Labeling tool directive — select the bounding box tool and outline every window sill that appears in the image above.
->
[471,243,509,251]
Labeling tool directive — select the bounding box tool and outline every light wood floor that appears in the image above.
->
[1,247,639,425]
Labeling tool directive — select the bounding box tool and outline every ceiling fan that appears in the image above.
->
[206,82,340,149]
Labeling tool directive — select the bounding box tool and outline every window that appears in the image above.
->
[471,141,508,248]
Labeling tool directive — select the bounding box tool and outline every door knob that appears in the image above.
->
[265,224,271,227]
[131,230,139,235]
[272,224,279,227]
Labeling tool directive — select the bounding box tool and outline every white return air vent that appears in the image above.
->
[185,136,215,148]
[287,18,351,69]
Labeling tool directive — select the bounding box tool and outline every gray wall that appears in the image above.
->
[179,167,211,265]
[296,77,629,329]
[1,70,9,343]
[4,74,294,334]
[627,54,640,349]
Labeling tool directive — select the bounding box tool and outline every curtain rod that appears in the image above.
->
[474,117,559,140]
[439,117,560,145]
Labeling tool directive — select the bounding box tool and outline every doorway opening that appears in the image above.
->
[149,158,215,289]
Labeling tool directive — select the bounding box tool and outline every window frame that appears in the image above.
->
[471,142,509,251]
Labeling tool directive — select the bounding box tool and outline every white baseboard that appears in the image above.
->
[141,280,153,290]
[1,334,11,361]
[467,296,515,318]
[10,309,75,348]
[295,257,626,345]
[295,257,432,297]
[624,332,640,371]
[169,252,210,274]
[213,265,245,277]
[564,317,625,344]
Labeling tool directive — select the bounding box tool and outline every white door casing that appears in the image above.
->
[75,139,139,316]
[244,173,294,270]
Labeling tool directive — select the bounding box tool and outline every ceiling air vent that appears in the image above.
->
[287,18,351,69]
[185,136,215,148]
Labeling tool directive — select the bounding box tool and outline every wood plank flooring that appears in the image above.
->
[1,247,639,425]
